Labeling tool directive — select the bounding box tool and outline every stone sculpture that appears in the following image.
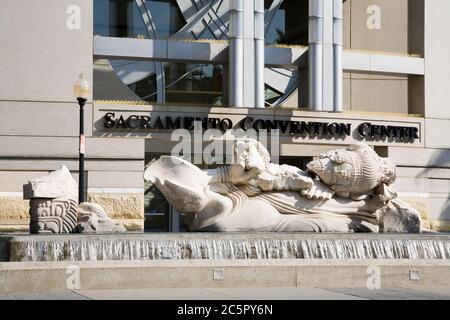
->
[144,139,422,233]
[23,166,124,234]
[24,166,79,234]
[28,198,78,234]
[77,202,126,233]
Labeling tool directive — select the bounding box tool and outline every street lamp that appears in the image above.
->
[73,74,90,204]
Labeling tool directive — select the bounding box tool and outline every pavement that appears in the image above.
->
[1,287,449,300]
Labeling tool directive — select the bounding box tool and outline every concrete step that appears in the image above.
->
[1,259,449,293]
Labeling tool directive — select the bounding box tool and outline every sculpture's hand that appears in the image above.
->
[226,139,271,185]
[255,164,314,191]
[228,164,262,185]
[300,180,334,200]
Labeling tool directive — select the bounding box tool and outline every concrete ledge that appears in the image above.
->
[0,259,449,293]
[94,37,425,75]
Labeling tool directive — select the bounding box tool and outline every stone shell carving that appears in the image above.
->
[29,198,78,234]
[306,144,396,198]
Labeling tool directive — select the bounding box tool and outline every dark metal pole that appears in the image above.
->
[77,97,87,204]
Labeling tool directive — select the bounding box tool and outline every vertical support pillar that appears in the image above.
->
[229,0,244,107]
[254,0,265,108]
[229,0,264,108]
[308,0,324,111]
[322,0,334,111]
[308,0,343,112]
[333,0,343,112]
[242,0,255,107]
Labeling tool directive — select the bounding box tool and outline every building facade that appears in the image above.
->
[0,0,449,232]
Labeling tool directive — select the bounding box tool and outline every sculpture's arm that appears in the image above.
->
[205,163,334,201]
[300,180,334,200]
[204,164,262,185]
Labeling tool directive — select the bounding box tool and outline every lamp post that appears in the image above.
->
[73,74,90,204]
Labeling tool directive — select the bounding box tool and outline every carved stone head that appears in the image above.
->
[306,144,396,198]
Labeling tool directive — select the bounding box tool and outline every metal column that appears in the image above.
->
[308,0,324,111]
[229,0,244,107]
[308,0,343,112]
[254,0,265,108]
[333,0,343,112]
[229,0,265,108]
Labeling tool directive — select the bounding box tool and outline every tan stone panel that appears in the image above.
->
[0,137,78,158]
[428,197,450,221]
[350,0,408,54]
[279,144,340,158]
[393,177,427,193]
[396,167,450,179]
[0,136,144,160]
[424,0,450,119]
[343,0,351,50]
[0,0,92,102]
[88,171,144,189]
[351,73,408,81]
[350,79,408,113]
[428,179,450,194]
[388,147,450,168]
[88,193,144,220]
[409,75,424,116]
[425,119,450,149]
[0,101,93,137]
[343,77,351,111]
[0,171,50,192]
[0,159,144,172]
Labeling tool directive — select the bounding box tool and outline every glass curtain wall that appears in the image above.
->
[94,0,309,107]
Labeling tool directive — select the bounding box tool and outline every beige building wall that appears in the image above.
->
[383,0,450,231]
[0,0,448,233]
[0,0,144,231]
[342,0,410,114]
[419,0,450,230]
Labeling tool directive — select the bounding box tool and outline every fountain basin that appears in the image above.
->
[1,233,450,262]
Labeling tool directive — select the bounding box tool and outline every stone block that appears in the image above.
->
[29,198,78,234]
[23,166,78,200]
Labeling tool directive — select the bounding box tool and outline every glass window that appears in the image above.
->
[93,0,307,107]
[265,0,309,46]
[94,59,224,106]
[94,0,226,40]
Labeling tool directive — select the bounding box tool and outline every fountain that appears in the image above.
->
[1,233,450,262]
[1,140,449,292]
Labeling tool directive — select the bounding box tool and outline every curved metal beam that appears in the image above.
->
[135,0,166,102]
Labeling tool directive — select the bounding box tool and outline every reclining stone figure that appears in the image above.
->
[144,139,422,233]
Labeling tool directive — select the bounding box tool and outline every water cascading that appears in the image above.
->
[9,237,450,262]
